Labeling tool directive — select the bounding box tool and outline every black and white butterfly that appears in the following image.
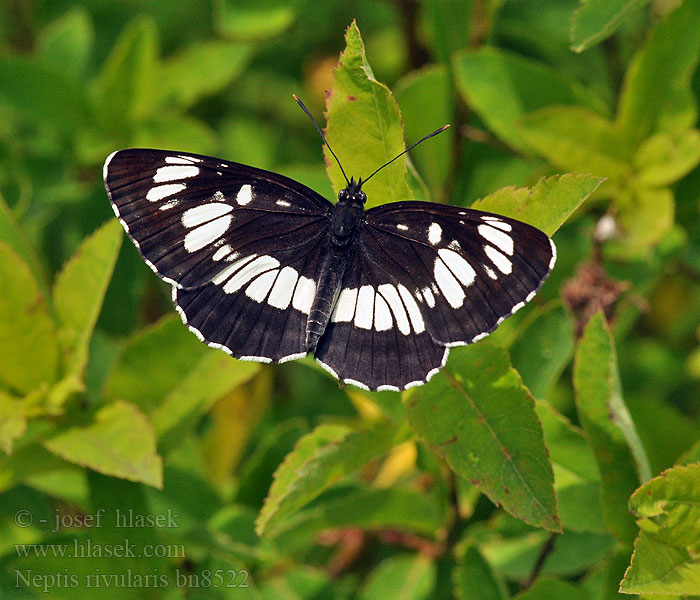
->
[104,107,555,392]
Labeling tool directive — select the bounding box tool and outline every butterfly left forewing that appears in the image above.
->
[105,148,334,363]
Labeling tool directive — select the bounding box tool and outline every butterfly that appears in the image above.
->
[104,99,556,392]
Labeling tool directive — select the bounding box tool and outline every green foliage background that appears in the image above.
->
[1,0,700,598]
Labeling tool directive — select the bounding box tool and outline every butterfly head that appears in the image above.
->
[338,177,367,207]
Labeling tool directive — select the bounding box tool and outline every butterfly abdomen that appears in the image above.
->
[305,248,350,351]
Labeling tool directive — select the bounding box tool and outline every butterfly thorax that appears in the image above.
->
[331,181,366,246]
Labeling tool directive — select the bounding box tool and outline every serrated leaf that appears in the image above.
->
[359,554,435,600]
[616,0,700,146]
[570,0,650,53]
[52,220,123,379]
[620,530,700,595]
[406,343,560,532]
[44,400,162,488]
[158,39,253,108]
[453,48,607,152]
[0,242,58,394]
[634,129,700,187]
[95,16,159,128]
[152,352,261,455]
[256,420,411,536]
[516,106,630,178]
[454,545,507,600]
[573,312,650,543]
[37,7,94,80]
[325,21,413,208]
[473,174,603,236]
[510,304,574,400]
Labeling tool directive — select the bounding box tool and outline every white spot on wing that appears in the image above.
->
[246,270,278,302]
[422,287,436,307]
[223,255,280,294]
[373,295,392,331]
[184,215,232,252]
[276,199,291,207]
[478,224,514,255]
[160,199,179,210]
[182,202,233,228]
[212,245,232,261]
[268,266,299,310]
[211,254,256,286]
[434,257,466,308]
[165,155,198,164]
[438,248,476,287]
[154,165,199,182]
[236,184,253,205]
[484,265,498,280]
[397,224,408,231]
[331,287,358,323]
[292,276,315,314]
[484,245,513,274]
[482,216,512,232]
[428,222,442,245]
[377,284,410,335]
[397,284,425,333]
[147,183,185,202]
[354,285,375,330]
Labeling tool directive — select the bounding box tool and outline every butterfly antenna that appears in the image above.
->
[293,94,351,187]
[362,124,450,186]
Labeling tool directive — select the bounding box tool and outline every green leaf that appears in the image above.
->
[395,64,455,196]
[509,304,574,400]
[616,185,675,256]
[423,0,473,64]
[570,0,650,53]
[52,220,123,380]
[158,40,253,108]
[215,0,298,41]
[473,174,603,236]
[325,21,413,207]
[535,401,606,533]
[95,16,159,128]
[620,529,700,595]
[36,7,94,80]
[573,312,650,543]
[634,129,700,187]
[359,554,435,600]
[0,392,26,455]
[616,0,700,146]
[44,400,162,488]
[104,316,210,411]
[454,545,508,600]
[0,56,89,133]
[132,113,218,155]
[406,343,560,532]
[256,420,411,536]
[273,486,444,551]
[516,106,630,178]
[513,578,588,600]
[152,351,261,454]
[0,194,47,295]
[0,242,58,395]
[453,48,607,151]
